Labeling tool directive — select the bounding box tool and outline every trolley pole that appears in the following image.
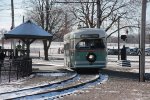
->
[139,0,147,82]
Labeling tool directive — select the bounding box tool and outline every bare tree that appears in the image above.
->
[23,0,143,59]
[24,0,74,60]
[60,0,141,38]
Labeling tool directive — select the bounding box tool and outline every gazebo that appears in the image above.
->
[4,20,53,58]
[0,20,53,80]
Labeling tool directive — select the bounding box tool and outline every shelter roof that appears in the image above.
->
[4,20,52,40]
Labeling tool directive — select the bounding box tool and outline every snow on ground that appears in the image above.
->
[0,74,35,93]
[0,74,108,100]
[0,42,65,93]
[1,42,150,98]
[2,41,64,57]
[0,67,69,94]
[0,57,66,92]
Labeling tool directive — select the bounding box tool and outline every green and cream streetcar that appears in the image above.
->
[64,28,107,70]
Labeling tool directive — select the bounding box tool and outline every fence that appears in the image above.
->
[0,59,32,84]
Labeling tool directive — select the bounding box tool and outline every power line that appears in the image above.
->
[0,1,97,11]
[0,15,23,17]
[54,1,97,3]
[0,6,32,11]
[0,1,24,7]
[0,0,31,10]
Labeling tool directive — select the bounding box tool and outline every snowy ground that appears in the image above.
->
[0,57,149,97]
[1,42,150,99]
[2,41,64,57]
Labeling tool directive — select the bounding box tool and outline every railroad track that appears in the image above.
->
[0,72,108,100]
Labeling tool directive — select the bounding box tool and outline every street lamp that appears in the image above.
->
[118,16,121,60]
[121,34,127,60]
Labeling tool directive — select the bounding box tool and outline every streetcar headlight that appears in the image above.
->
[86,53,96,63]
[89,55,95,60]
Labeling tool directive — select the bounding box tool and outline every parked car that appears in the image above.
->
[126,47,131,55]
[129,47,138,56]
[145,48,150,56]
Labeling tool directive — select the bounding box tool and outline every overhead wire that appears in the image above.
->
[0,0,31,11]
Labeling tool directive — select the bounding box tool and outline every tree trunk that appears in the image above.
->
[43,0,50,61]
[43,40,49,60]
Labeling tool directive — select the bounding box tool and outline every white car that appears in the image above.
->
[145,49,150,56]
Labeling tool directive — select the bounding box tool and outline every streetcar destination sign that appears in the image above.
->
[80,34,99,38]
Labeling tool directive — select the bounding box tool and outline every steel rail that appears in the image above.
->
[10,74,103,100]
[0,72,77,99]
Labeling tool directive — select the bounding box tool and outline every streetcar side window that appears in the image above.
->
[70,40,74,49]
[64,43,70,50]
[64,43,70,56]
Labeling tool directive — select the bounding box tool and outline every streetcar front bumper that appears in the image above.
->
[73,61,107,68]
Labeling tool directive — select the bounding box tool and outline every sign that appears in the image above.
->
[80,34,99,38]
[137,49,142,55]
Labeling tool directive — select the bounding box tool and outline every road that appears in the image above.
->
[108,55,150,62]
[32,54,150,74]
[107,55,150,70]
[1,54,150,100]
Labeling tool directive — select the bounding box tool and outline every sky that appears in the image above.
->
[0,0,150,31]
[0,0,27,30]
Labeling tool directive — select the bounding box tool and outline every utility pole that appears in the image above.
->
[97,0,100,28]
[139,0,147,82]
[45,0,49,31]
[11,0,14,30]
[138,18,141,81]
[118,17,120,60]
[11,0,16,58]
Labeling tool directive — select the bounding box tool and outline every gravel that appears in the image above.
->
[61,67,150,100]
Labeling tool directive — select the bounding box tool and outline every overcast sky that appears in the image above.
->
[0,0,150,31]
[0,0,25,30]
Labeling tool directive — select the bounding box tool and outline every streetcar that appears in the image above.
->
[64,28,107,70]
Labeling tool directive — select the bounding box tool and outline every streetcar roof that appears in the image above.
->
[64,28,106,39]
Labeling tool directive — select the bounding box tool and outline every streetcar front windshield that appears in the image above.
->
[76,39,105,50]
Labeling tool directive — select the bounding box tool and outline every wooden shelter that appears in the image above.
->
[4,20,53,58]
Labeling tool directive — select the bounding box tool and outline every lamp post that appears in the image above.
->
[118,17,120,60]
[121,33,127,60]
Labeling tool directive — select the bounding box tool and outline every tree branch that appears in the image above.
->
[107,25,139,38]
